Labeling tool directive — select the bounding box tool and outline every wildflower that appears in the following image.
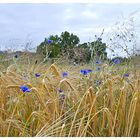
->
[58,89,65,100]
[112,54,115,56]
[35,73,41,77]
[62,72,68,77]
[87,69,92,73]
[97,37,102,41]
[123,73,129,77]
[96,80,101,86]
[96,67,101,71]
[80,70,88,76]
[48,39,53,44]
[113,58,121,64]
[95,60,101,64]
[20,85,31,92]
[58,89,63,93]
[60,93,65,100]
[80,69,92,76]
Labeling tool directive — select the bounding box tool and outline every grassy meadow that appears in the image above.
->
[0,53,140,137]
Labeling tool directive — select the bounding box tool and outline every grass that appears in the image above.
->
[0,54,140,137]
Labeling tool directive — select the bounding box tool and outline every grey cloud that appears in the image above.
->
[0,3,139,51]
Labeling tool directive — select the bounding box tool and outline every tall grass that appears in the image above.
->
[0,57,140,137]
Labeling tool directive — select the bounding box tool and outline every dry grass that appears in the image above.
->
[0,59,140,137]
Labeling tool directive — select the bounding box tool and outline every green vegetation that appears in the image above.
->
[36,31,107,62]
[37,31,80,58]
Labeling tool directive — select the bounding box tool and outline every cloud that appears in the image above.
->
[0,3,140,52]
[81,10,98,19]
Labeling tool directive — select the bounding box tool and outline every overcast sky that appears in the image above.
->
[0,3,140,55]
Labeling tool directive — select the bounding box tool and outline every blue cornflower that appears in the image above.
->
[95,60,101,64]
[97,37,102,41]
[96,67,101,71]
[113,58,121,64]
[62,72,68,77]
[123,73,129,77]
[58,89,63,93]
[112,54,115,56]
[20,85,31,92]
[87,69,93,73]
[60,93,65,100]
[96,80,101,86]
[35,73,41,77]
[58,89,65,100]
[80,70,88,75]
[80,69,92,76]
[48,40,53,44]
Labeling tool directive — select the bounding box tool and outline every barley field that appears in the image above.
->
[0,55,140,137]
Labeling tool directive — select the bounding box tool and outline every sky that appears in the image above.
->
[0,3,140,56]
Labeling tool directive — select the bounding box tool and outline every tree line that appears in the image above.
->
[36,31,108,62]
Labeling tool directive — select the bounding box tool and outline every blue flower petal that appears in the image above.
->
[80,69,92,76]
[113,58,121,64]
[48,40,53,44]
[95,60,101,64]
[97,37,102,41]
[123,73,129,77]
[62,72,68,77]
[20,85,31,92]
[96,80,101,86]
[96,67,101,71]
[58,89,63,93]
[35,73,41,77]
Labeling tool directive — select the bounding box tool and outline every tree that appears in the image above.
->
[78,42,88,48]
[36,31,80,59]
[60,31,80,48]
[36,35,61,59]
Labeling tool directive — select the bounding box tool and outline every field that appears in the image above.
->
[0,53,140,137]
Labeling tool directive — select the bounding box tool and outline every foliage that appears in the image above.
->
[37,31,80,58]
[37,30,107,63]
[36,36,61,58]
[60,31,80,48]
[78,36,108,62]
[78,42,88,48]
[90,39,107,60]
